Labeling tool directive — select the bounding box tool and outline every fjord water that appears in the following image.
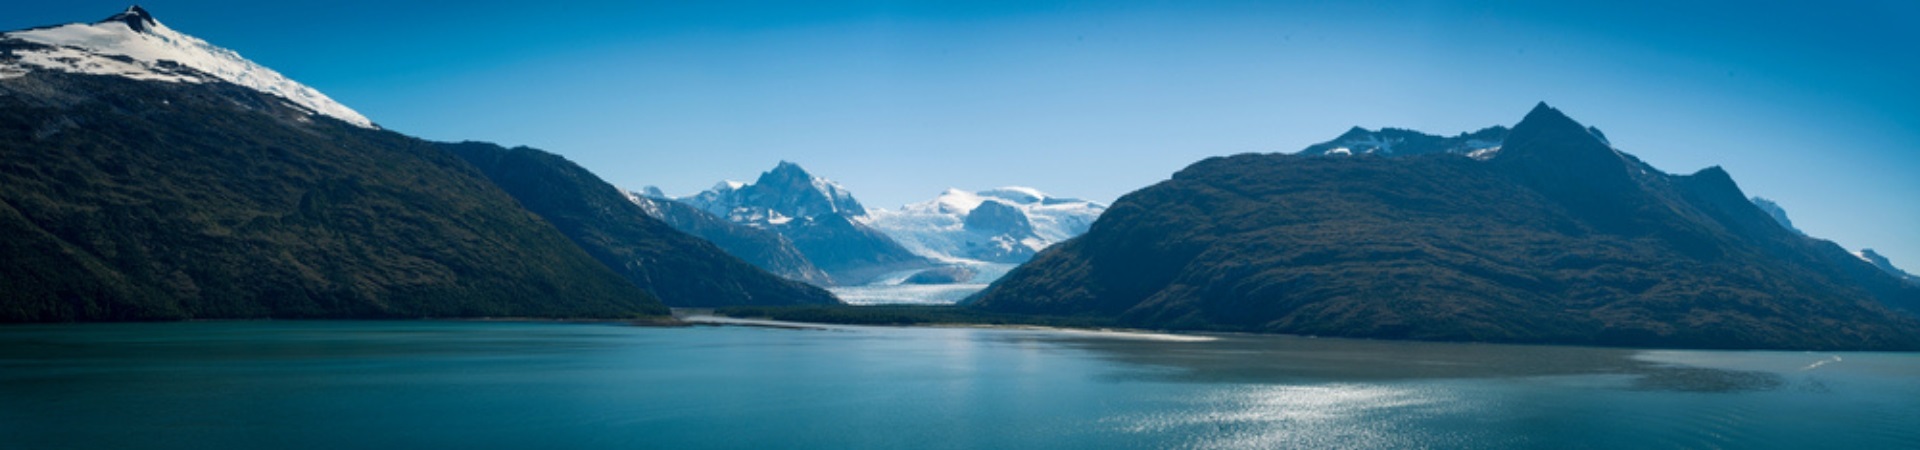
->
[2,322,1916,449]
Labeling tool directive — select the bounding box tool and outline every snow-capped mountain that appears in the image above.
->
[0,6,373,128]
[866,187,1105,264]
[678,162,928,285]
[683,161,867,225]
[1750,197,1805,236]
[623,187,834,286]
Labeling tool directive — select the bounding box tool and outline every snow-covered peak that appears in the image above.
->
[867,187,1106,264]
[635,185,669,199]
[980,186,1047,203]
[680,161,869,224]
[621,188,665,218]
[2,6,375,128]
[102,6,159,33]
[917,188,985,215]
[899,186,1097,217]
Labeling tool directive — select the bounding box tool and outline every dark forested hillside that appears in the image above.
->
[969,104,1920,350]
[0,72,667,321]
[443,142,840,307]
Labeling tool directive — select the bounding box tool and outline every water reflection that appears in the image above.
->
[1112,383,1463,449]
[1628,367,1784,393]
[1020,332,1813,394]
[5,322,1916,450]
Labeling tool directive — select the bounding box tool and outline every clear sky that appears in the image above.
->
[8,1,1919,267]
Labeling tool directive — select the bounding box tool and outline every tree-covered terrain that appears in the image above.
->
[444,142,840,307]
[0,71,667,321]
[968,104,1920,350]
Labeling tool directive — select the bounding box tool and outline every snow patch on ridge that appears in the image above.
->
[2,7,374,128]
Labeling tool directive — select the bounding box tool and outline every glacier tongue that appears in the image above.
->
[866,186,1105,264]
[2,6,375,128]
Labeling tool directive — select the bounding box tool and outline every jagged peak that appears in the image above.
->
[1499,102,1615,160]
[699,161,867,218]
[99,5,159,33]
[770,160,810,175]
[1509,103,1618,149]
[760,160,823,186]
[1515,102,1584,133]
[1682,165,1751,203]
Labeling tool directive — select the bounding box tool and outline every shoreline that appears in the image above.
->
[678,307,1216,341]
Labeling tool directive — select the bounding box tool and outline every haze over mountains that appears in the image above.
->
[970,103,1920,350]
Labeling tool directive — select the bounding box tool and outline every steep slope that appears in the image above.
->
[682,162,930,284]
[1749,197,1804,235]
[1857,249,1920,285]
[443,143,839,307]
[1,6,372,128]
[625,189,833,286]
[970,103,1920,350]
[0,71,665,320]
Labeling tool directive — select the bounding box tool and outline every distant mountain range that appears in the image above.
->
[867,187,1104,265]
[970,103,1920,350]
[444,143,838,307]
[1856,249,1920,286]
[9,7,1914,350]
[1750,197,1804,236]
[630,163,1105,300]
[0,7,833,321]
[625,187,834,286]
[677,162,934,285]
[1751,196,1916,284]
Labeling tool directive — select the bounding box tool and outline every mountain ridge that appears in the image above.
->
[679,162,930,285]
[0,70,665,320]
[443,143,839,307]
[1,6,374,128]
[969,103,1920,350]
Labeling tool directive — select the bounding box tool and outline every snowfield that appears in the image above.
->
[2,7,374,128]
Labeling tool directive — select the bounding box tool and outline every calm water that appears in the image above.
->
[2,321,1916,449]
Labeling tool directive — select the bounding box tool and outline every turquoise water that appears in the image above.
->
[2,321,1916,449]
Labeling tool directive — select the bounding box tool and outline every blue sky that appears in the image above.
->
[8,1,1919,267]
